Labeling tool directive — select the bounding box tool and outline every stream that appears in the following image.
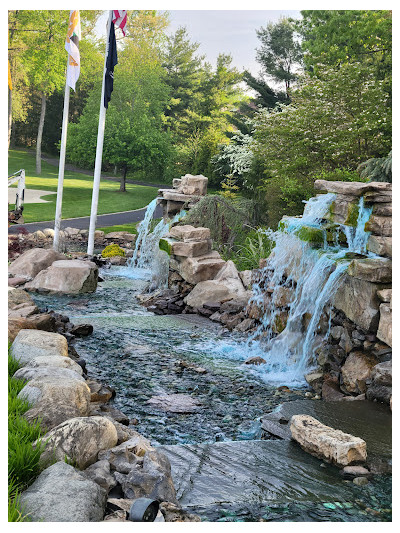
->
[32,269,392,523]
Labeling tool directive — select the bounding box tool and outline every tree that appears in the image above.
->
[251,61,391,226]
[255,17,303,99]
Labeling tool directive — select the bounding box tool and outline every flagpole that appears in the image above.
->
[87,10,113,255]
[53,70,70,251]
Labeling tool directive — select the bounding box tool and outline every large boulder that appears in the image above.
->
[377,303,392,347]
[333,274,383,332]
[38,416,118,469]
[13,365,85,384]
[25,259,98,294]
[18,374,91,430]
[184,280,238,309]
[20,461,107,522]
[113,449,178,504]
[8,314,57,343]
[11,329,69,365]
[8,287,35,309]
[20,355,83,375]
[8,247,64,279]
[178,251,226,285]
[341,351,378,394]
[213,260,246,295]
[290,414,367,466]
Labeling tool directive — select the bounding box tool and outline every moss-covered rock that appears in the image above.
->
[159,238,173,256]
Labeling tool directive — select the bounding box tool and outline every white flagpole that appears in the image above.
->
[87,10,113,255]
[53,70,70,251]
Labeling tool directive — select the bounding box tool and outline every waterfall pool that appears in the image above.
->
[32,269,392,522]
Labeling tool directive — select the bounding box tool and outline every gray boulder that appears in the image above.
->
[9,247,64,279]
[25,259,98,294]
[38,416,118,469]
[13,365,85,384]
[20,461,107,522]
[20,355,83,375]
[19,374,91,430]
[11,329,69,365]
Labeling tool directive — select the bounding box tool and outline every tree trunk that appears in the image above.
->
[120,165,127,192]
[36,91,47,174]
[8,86,12,148]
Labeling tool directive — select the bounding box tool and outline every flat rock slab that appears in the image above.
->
[261,400,391,459]
[290,414,367,466]
[147,394,202,413]
[20,461,107,522]
[159,440,359,512]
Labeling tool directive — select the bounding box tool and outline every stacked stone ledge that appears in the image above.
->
[157,174,208,218]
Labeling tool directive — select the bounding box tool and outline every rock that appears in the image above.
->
[8,276,28,287]
[370,360,391,386]
[333,274,382,332]
[178,174,208,196]
[38,416,118,469]
[353,476,369,486]
[314,180,391,197]
[365,215,392,237]
[11,329,69,365]
[113,449,178,504]
[290,414,367,466]
[109,256,127,266]
[87,380,114,403]
[94,230,105,240]
[377,288,392,303]
[160,502,201,522]
[234,318,256,332]
[169,225,210,242]
[19,374,91,430]
[348,257,391,283]
[367,235,392,257]
[25,259,98,294]
[9,247,64,279]
[184,280,237,309]
[103,510,127,522]
[13,365,86,384]
[171,239,211,258]
[214,260,246,294]
[239,269,253,290]
[8,304,39,319]
[366,383,392,405]
[178,251,225,284]
[245,356,266,365]
[341,351,378,394]
[105,231,136,242]
[341,465,371,479]
[8,287,35,309]
[70,323,94,337]
[20,461,107,522]
[8,314,57,343]
[43,228,55,238]
[98,434,153,462]
[147,394,202,413]
[377,303,392,347]
[305,372,324,393]
[21,354,83,375]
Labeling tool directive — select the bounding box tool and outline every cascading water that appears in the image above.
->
[119,198,186,287]
[203,191,373,386]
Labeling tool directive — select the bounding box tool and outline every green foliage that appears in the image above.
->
[357,151,392,183]
[101,244,126,258]
[255,17,303,97]
[228,229,275,271]
[8,351,47,521]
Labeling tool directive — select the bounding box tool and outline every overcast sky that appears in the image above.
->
[163,10,302,76]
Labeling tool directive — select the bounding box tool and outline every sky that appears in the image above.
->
[95,9,302,79]
[163,10,302,77]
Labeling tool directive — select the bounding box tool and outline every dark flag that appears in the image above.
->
[104,21,118,109]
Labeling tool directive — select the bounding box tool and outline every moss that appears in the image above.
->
[159,238,172,256]
[294,225,325,244]
[344,201,360,227]
[101,244,126,258]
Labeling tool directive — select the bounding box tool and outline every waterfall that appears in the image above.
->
[243,191,372,385]
[121,199,186,286]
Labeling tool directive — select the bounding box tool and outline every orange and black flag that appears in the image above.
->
[65,10,81,91]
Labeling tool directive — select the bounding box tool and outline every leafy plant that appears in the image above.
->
[223,228,275,270]
[101,244,126,258]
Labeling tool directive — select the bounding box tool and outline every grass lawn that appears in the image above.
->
[8,149,158,223]
[97,223,138,234]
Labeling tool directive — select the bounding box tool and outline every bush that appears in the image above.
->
[101,244,126,258]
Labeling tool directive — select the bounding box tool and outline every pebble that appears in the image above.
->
[353,477,369,486]
[304,392,313,398]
